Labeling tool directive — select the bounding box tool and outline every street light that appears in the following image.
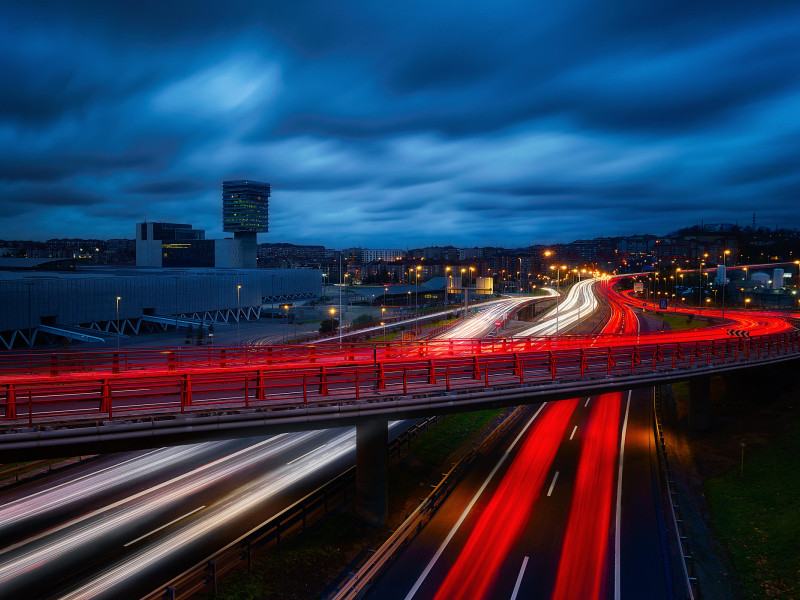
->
[381,321,386,341]
[116,296,121,348]
[722,249,730,318]
[445,266,451,311]
[237,285,242,345]
[415,265,421,337]
[283,304,289,343]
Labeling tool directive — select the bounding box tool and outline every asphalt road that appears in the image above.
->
[363,288,674,600]
[0,422,414,599]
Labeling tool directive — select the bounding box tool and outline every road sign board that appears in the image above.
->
[659,299,668,310]
[727,329,750,337]
[494,320,502,327]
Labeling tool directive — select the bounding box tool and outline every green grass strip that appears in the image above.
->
[704,421,800,599]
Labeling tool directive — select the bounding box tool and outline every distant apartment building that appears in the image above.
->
[258,243,326,268]
[459,247,484,260]
[407,246,460,262]
[361,248,405,263]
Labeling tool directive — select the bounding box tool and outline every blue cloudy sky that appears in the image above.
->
[2,1,799,247]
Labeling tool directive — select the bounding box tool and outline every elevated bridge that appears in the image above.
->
[2,331,798,460]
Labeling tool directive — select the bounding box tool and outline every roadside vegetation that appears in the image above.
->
[647,310,708,331]
[704,421,800,599]
[672,368,800,599]
[209,409,503,600]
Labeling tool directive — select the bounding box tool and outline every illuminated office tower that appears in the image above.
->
[222,180,270,268]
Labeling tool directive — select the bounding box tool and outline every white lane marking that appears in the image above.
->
[403,404,547,600]
[569,425,578,440]
[0,449,164,508]
[0,436,289,557]
[287,445,326,465]
[584,397,591,407]
[123,506,205,547]
[546,471,559,497]
[614,390,632,600]
[510,556,529,600]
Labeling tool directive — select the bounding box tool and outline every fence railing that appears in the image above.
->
[3,331,799,425]
[653,386,698,600]
[2,312,792,381]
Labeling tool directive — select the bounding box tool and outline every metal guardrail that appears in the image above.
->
[653,386,698,600]
[2,331,798,427]
[140,416,445,600]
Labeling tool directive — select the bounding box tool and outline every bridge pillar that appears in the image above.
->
[356,419,388,527]
[688,375,711,430]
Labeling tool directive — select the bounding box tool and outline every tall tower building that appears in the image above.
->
[222,180,270,268]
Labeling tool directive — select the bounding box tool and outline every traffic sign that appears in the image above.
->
[727,329,750,338]
[659,299,668,310]
[494,320,502,327]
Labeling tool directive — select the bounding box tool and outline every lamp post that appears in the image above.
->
[116,296,121,348]
[271,274,276,321]
[173,276,179,333]
[236,285,242,345]
[445,266,451,312]
[722,249,730,318]
[283,304,289,343]
[381,321,386,341]
[22,281,34,350]
[414,265,421,337]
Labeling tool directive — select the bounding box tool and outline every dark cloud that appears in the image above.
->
[0,2,798,244]
[124,178,207,195]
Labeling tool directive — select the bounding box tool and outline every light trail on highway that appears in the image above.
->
[514,279,597,337]
[368,276,674,600]
[434,292,555,339]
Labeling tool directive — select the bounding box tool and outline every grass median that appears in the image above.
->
[209,408,504,600]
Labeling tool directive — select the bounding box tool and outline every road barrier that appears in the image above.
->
[2,331,798,428]
[653,386,698,600]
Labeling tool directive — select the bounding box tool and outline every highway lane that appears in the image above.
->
[514,278,597,337]
[0,423,418,599]
[367,404,669,600]
[433,291,557,340]
[365,281,673,600]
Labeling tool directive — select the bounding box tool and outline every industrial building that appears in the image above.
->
[0,267,320,349]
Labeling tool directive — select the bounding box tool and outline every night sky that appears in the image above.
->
[2,1,799,247]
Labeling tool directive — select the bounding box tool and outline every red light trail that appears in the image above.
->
[431,399,579,600]
[549,392,622,600]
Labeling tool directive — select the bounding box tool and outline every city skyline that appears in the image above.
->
[2,2,799,246]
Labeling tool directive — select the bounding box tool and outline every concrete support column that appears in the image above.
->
[356,419,388,527]
[688,375,711,430]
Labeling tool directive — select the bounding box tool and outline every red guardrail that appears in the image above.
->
[3,331,798,425]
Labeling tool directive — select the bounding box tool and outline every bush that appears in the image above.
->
[319,318,339,334]
[352,314,377,328]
